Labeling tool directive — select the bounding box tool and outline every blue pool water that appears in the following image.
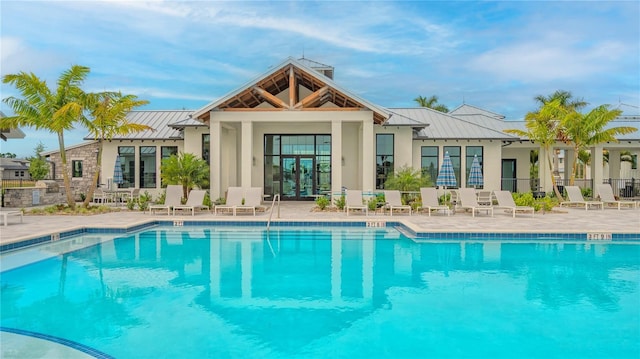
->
[1,225,639,358]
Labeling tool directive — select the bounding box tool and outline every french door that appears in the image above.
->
[281,156,315,200]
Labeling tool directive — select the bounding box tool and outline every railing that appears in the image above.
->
[266,194,280,231]
[604,178,639,198]
[1,179,36,188]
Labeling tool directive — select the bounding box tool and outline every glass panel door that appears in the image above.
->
[501,159,516,192]
[281,156,315,200]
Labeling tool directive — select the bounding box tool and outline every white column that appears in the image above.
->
[362,119,375,190]
[539,147,551,192]
[564,149,574,182]
[241,120,253,188]
[331,119,343,193]
[211,114,222,199]
[591,145,604,187]
[608,149,621,180]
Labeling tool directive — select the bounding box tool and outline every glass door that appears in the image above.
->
[501,159,516,192]
[281,156,315,200]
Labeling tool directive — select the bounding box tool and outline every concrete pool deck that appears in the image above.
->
[1,202,638,246]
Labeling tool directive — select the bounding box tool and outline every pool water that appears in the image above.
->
[1,226,639,358]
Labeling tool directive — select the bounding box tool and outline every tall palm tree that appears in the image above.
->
[82,91,151,207]
[560,104,635,185]
[1,65,89,208]
[505,99,565,199]
[534,90,587,111]
[414,95,449,113]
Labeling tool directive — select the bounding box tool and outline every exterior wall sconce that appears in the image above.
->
[341,156,345,166]
[252,157,256,166]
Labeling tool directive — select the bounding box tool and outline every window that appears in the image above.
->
[202,134,210,164]
[161,146,178,160]
[465,146,483,188]
[632,154,638,170]
[376,134,394,189]
[421,146,439,183]
[119,146,135,188]
[139,146,156,188]
[72,160,83,178]
[443,146,461,188]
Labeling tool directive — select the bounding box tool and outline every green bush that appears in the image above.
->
[316,196,330,210]
[581,187,593,199]
[138,191,152,211]
[334,195,346,210]
[126,198,137,210]
[367,194,385,211]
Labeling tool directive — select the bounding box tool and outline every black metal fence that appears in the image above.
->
[604,178,639,198]
[501,178,639,198]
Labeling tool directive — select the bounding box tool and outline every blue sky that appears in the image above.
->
[1,0,638,158]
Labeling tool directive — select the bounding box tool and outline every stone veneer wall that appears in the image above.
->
[2,181,66,208]
[46,141,100,200]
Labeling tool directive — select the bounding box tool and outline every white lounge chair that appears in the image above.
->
[458,188,493,217]
[596,184,636,210]
[234,187,263,216]
[384,190,412,216]
[345,189,368,216]
[560,186,603,210]
[214,187,244,215]
[493,190,534,217]
[173,189,210,215]
[1,210,23,226]
[148,185,183,215]
[419,187,451,216]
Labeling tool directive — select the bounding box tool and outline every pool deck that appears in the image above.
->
[1,202,638,246]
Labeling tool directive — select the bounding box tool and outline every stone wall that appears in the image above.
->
[46,141,100,199]
[2,181,66,208]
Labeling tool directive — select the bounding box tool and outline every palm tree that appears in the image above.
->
[82,91,151,207]
[561,104,635,185]
[534,90,587,111]
[505,99,565,199]
[414,95,449,113]
[1,65,89,208]
[160,152,210,199]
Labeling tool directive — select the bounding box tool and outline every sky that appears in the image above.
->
[1,0,639,158]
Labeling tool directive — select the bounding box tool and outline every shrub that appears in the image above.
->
[138,191,152,211]
[126,198,137,210]
[334,195,346,210]
[316,196,330,210]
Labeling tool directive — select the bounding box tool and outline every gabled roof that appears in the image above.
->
[0,111,26,141]
[450,104,505,119]
[388,108,519,140]
[84,111,193,141]
[0,157,29,170]
[191,57,390,124]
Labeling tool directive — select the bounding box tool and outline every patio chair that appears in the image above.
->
[476,190,493,206]
[1,210,23,226]
[560,186,604,211]
[345,189,368,216]
[458,188,493,217]
[493,190,534,217]
[419,187,451,216]
[384,190,412,216]
[234,187,264,216]
[214,187,243,215]
[595,184,636,210]
[92,188,111,204]
[173,189,210,216]
[148,185,183,215]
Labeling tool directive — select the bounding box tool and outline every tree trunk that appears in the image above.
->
[58,132,76,209]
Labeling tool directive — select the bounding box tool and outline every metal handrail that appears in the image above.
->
[266,194,280,231]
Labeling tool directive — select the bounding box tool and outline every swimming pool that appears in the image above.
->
[1,225,639,358]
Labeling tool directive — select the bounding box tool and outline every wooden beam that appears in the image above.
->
[293,86,329,109]
[252,86,291,109]
[299,107,361,111]
[221,108,287,112]
[289,67,296,107]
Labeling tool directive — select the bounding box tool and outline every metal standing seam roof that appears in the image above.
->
[84,110,194,140]
[190,57,391,122]
[387,108,520,140]
[450,104,506,119]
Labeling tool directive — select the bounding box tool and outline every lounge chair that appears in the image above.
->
[560,186,604,210]
[493,190,534,217]
[234,187,263,216]
[214,187,243,215]
[148,185,183,215]
[458,188,493,217]
[419,187,451,216]
[1,210,23,226]
[345,189,368,216]
[596,184,636,210]
[384,190,412,216]
[173,189,210,215]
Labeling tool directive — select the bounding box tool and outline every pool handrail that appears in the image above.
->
[267,194,280,231]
